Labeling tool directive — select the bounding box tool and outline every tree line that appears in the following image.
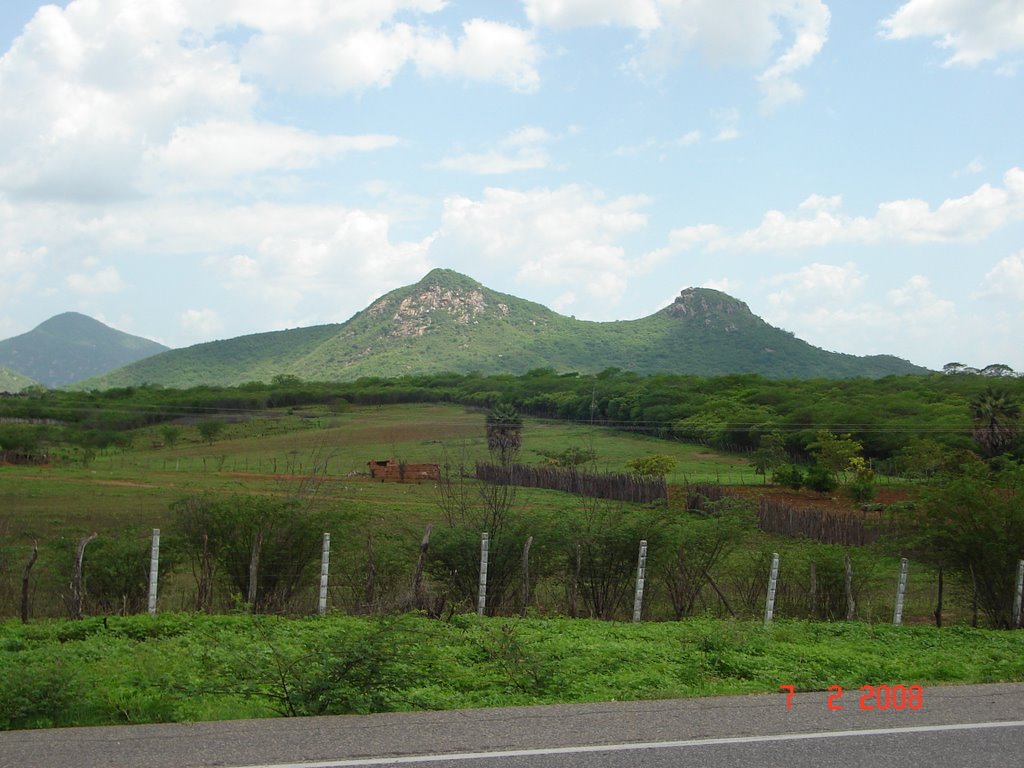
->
[2,368,1022,467]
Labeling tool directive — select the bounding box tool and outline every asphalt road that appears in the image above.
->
[2,683,1023,768]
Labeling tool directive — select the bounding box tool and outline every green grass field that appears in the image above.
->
[1,402,753,544]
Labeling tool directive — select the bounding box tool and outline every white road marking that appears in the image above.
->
[231,719,1024,768]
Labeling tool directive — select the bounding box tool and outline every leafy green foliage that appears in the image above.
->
[773,464,804,490]
[171,494,325,612]
[4,613,1024,730]
[197,419,226,445]
[891,460,1024,628]
[625,454,678,477]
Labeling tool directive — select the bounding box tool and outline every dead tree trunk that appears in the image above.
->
[704,569,737,619]
[844,555,855,621]
[21,541,39,624]
[247,531,263,611]
[809,562,818,620]
[521,535,533,618]
[413,524,432,612]
[365,534,378,612]
[71,533,98,620]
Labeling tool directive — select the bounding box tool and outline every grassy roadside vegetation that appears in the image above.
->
[3,612,1024,730]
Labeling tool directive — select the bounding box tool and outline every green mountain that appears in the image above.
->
[0,366,37,393]
[0,312,169,388]
[82,269,928,388]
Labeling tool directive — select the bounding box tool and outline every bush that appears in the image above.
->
[805,465,838,495]
[773,464,804,490]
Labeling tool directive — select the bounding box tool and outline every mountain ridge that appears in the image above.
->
[78,269,928,388]
[0,312,169,388]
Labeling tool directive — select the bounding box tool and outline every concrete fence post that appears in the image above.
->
[147,528,160,616]
[477,532,489,616]
[894,558,909,625]
[318,533,331,616]
[764,552,780,625]
[632,540,648,622]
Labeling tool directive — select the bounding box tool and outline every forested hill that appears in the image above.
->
[0,312,168,388]
[81,269,927,389]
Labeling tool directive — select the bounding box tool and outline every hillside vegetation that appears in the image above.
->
[81,269,927,388]
[0,366,36,393]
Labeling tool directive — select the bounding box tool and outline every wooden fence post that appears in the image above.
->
[71,533,98,620]
[147,528,160,616]
[893,558,909,625]
[1013,559,1024,629]
[21,541,38,624]
[477,532,489,616]
[317,533,330,616]
[764,552,780,625]
[632,540,648,622]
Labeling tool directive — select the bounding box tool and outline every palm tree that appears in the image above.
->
[485,402,522,464]
[969,388,1021,458]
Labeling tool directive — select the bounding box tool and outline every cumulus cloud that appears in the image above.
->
[180,308,225,339]
[767,262,867,308]
[761,269,958,364]
[977,252,1024,301]
[880,0,1024,68]
[670,167,1024,252]
[435,126,555,174]
[526,0,830,109]
[145,121,399,184]
[0,1,537,204]
[241,13,540,93]
[523,0,661,29]
[66,265,126,295]
[202,206,435,325]
[440,184,652,309]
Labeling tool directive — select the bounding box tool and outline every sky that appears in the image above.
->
[0,0,1022,373]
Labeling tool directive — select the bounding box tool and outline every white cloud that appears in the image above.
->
[702,277,736,293]
[66,265,126,295]
[145,121,399,184]
[0,247,45,303]
[977,252,1024,300]
[670,167,1024,251]
[528,0,830,109]
[881,0,1024,68]
[180,308,225,339]
[0,1,256,202]
[202,206,435,324]
[767,262,867,307]
[761,270,958,364]
[243,14,540,93]
[523,0,661,29]
[0,1,537,204]
[953,156,985,178]
[440,185,652,308]
[435,126,554,174]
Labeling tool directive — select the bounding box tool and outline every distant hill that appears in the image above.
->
[0,366,37,393]
[82,269,929,388]
[0,312,169,388]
